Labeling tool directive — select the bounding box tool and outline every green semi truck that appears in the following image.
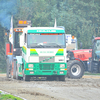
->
[14,26,67,81]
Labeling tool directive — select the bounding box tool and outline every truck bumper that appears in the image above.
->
[24,63,67,76]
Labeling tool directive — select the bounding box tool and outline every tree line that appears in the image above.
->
[0,0,100,72]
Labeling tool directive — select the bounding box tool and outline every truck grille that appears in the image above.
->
[39,56,54,63]
[40,64,54,70]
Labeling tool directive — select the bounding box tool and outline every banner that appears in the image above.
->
[9,16,13,44]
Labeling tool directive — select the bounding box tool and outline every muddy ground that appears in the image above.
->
[0,74,100,100]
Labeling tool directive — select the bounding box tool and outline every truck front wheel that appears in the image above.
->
[23,69,30,81]
[67,60,84,79]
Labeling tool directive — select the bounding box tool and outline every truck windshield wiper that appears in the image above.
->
[37,44,45,48]
[44,45,52,48]
[53,45,62,48]
[28,45,45,48]
[28,46,38,48]
[48,43,62,48]
[28,43,45,48]
[28,43,62,48]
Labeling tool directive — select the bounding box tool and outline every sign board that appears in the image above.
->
[18,20,31,27]
[66,34,71,44]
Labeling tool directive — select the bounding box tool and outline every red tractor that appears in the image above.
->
[67,49,92,78]
[67,37,100,78]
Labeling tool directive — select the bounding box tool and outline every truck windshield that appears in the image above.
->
[93,40,100,61]
[27,33,66,48]
[14,32,22,48]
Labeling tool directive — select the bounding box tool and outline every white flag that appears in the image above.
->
[9,16,13,44]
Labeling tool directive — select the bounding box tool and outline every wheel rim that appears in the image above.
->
[71,64,81,76]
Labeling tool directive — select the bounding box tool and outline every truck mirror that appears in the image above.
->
[20,35,24,47]
[97,42,100,46]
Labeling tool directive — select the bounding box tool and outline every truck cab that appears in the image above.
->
[17,27,67,81]
[6,20,31,78]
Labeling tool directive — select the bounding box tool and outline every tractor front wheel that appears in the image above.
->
[67,60,84,79]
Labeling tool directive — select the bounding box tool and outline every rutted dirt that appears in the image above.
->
[0,74,100,100]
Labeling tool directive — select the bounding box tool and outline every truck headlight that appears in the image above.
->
[60,64,65,68]
[13,49,16,51]
[28,64,33,67]
[60,71,64,74]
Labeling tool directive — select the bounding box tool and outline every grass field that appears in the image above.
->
[0,91,22,100]
[84,72,100,75]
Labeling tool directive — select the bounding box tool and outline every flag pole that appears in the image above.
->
[54,18,57,27]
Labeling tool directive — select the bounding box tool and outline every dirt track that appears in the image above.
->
[0,74,100,100]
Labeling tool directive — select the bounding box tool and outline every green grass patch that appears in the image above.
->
[0,94,23,100]
[0,73,6,74]
[84,72,100,76]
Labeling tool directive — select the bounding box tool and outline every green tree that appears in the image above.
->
[0,25,7,72]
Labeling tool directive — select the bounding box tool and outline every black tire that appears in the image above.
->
[6,66,10,78]
[12,61,17,79]
[16,64,21,80]
[6,59,9,78]
[23,69,30,81]
[59,75,65,81]
[67,60,84,79]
